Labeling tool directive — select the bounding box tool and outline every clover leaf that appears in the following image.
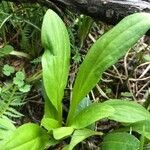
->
[13,71,25,87]
[2,64,15,76]
[19,84,31,93]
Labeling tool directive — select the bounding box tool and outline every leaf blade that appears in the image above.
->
[41,118,60,131]
[41,9,70,111]
[122,120,150,140]
[70,103,115,129]
[104,100,150,123]
[53,127,74,140]
[4,123,49,150]
[0,118,16,147]
[101,132,140,150]
[67,129,102,150]
[68,13,150,123]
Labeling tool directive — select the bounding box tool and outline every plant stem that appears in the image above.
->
[26,70,42,83]
[66,104,76,126]
[10,50,31,59]
[58,104,62,125]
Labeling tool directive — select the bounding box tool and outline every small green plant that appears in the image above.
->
[2,65,31,93]
[0,66,30,124]
[2,64,15,76]
[0,84,25,122]
[13,71,31,93]
[77,15,93,48]
[13,71,25,87]
[0,1,45,58]
[0,44,30,59]
[0,45,14,58]
[0,69,29,124]
[1,10,150,150]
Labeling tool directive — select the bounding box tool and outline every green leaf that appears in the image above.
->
[70,103,115,129]
[0,118,16,130]
[7,107,24,117]
[76,97,92,115]
[45,138,59,149]
[2,64,15,76]
[75,97,95,130]
[0,118,15,131]
[66,129,102,150]
[41,9,70,111]
[4,123,49,150]
[42,86,58,120]
[78,15,93,47]
[62,145,69,150]
[13,71,25,87]
[0,45,13,58]
[0,118,16,146]
[19,84,31,93]
[15,71,25,80]
[53,127,74,140]
[104,100,150,123]
[143,54,150,62]
[144,143,150,150]
[41,118,60,131]
[101,132,140,150]
[67,13,150,124]
[0,87,2,94]
[128,120,150,140]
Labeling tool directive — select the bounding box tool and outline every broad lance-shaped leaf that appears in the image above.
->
[101,132,140,150]
[0,118,16,147]
[75,97,92,115]
[122,120,150,140]
[42,9,70,111]
[69,103,115,128]
[75,97,95,130]
[4,123,49,150]
[67,13,150,123]
[41,118,60,131]
[63,129,103,150]
[42,86,58,120]
[53,127,74,140]
[104,100,150,123]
